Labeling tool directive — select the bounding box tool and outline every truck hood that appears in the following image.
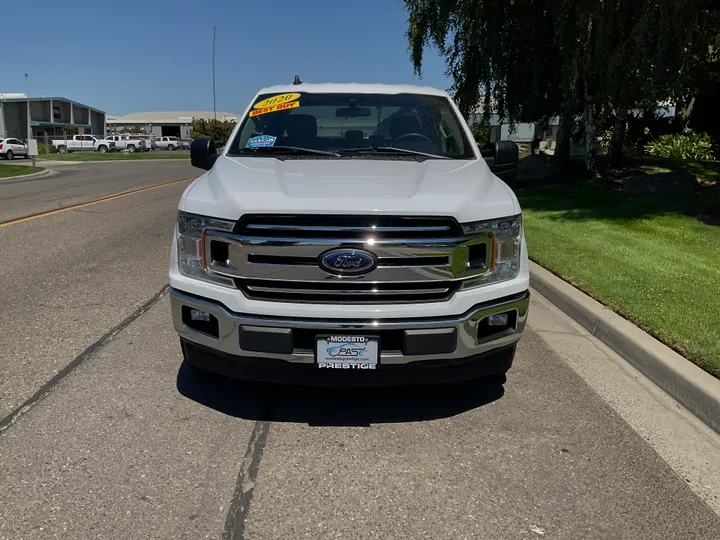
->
[181,155,518,223]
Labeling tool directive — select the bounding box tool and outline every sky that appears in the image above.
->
[0,0,451,116]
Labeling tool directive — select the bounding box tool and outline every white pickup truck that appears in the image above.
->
[170,83,528,385]
[155,136,182,150]
[52,135,115,153]
[105,135,147,153]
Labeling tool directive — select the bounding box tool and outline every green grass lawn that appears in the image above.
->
[516,180,720,378]
[0,164,45,178]
[574,154,720,184]
[621,156,720,183]
[37,152,189,161]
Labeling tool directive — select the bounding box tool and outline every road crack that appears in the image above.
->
[222,401,275,540]
[0,284,170,435]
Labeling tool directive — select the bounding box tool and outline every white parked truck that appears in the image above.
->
[133,134,157,151]
[51,135,115,154]
[105,135,147,153]
[155,136,182,150]
[170,83,528,384]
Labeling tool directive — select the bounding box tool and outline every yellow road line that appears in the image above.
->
[0,177,194,228]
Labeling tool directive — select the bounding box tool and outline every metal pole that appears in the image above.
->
[212,26,217,122]
[25,74,36,166]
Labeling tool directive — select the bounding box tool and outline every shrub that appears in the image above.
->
[644,132,715,161]
[37,143,57,155]
[470,123,493,154]
[596,129,613,149]
[190,119,236,146]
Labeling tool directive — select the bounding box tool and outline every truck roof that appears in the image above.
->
[256,83,449,97]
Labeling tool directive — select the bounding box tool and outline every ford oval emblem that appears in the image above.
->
[319,248,377,276]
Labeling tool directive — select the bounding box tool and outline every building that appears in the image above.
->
[106,111,239,138]
[0,95,106,140]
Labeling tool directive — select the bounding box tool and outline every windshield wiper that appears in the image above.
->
[243,145,340,157]
[339,147,450,160]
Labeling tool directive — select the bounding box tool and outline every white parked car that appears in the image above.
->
[156,136,181,150]
[0,138,29,160]
[171,83,527,385]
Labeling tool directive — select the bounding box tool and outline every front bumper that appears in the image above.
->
[171,288,529,381]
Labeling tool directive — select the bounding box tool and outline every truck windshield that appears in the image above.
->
[227,92,475,159]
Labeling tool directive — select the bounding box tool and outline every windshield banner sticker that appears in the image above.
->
[254,93,300,109]
[246,135,277,148]
[249,101,300,117]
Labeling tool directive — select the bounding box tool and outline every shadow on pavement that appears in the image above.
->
[176,361,505,426]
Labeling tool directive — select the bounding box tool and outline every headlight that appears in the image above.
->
[460,215,522,289]
[177,211,235,287]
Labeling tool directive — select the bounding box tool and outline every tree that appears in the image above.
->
[119,124,143,134]
[62,125,78,136]
[405,0,568,158]
[190,119,236,146]
[573,0,716,167]
[403,0,719,170]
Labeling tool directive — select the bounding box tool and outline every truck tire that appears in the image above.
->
[98,145,108,153]
[5,150,13,160]
[127,145,136,153]
[58,145,67,154]
[168,144,175,151]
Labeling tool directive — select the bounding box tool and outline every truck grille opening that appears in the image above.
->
[236,279,458,304]
[235,215,463,239]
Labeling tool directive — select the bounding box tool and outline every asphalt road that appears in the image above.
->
[0,160,196,223]
[1,162,719,539]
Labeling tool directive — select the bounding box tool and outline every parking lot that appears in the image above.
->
[1,161,720,539]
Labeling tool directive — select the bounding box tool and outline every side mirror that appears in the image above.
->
[494,140,519,166]
[191,138,217,170]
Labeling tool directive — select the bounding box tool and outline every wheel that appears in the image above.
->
[58,145,67,154]
[127,145,136,153]
[6,150,13,160]
[98,145,108,153]
[167,144,175,151]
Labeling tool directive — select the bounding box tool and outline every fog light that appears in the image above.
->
[488,313,509,326]
[190,309,211,322]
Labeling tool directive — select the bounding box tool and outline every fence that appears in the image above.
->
[33,134,67,154]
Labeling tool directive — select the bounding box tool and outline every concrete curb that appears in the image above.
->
[0,168,51,182]
[530,261,720,434]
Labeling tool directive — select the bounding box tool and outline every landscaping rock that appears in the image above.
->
[700,181,720,197]
[621,169,697,195]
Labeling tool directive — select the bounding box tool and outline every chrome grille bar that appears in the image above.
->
[246,253,450,268]
[245,224,452,233]
[236,215,464,239]
[238,279,458,303]
[246,285,452,296]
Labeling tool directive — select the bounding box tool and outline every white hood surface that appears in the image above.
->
[181,155,519,223]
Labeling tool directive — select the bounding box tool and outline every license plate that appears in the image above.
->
[315,335,379,369]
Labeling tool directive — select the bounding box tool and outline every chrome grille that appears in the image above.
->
[203,214,492,304]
